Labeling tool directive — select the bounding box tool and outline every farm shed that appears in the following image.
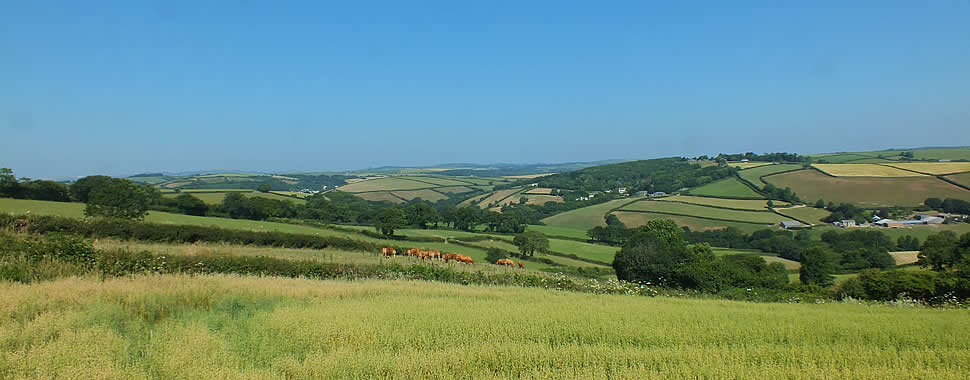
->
[780,221,806,230]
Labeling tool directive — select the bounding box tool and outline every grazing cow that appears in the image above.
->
[496,259,515,267]
[381,247,396,257]
[428,250,441,260]
[442,253,458,262]
[518,261,524,269]
[406,248,419,257]
[456,254,475,264]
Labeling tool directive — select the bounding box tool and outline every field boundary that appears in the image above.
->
[937,175,970,191]
[611,209,779,226]
[771,208,814,226]
[648,199,773,213]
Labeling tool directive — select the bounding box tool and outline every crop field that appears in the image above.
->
[812,164,927,177]
[737,164,804,188]
[884,162,970,175]
[353,192,405,203]
[729,162,772,169]
[764,169,970,206]
[611,211,775,233]
[476,188,524,208]
[404,176,474,187]
[773,206,832,224]
[6,275,968,378]
[435,186,475,194]
[336,177,431,193]
[524,195,563,205]
[688,177,763,199]
[525,187,555,194]
[890,251,920,266]
[656,195,772,211]
[540,198,637,230]
[390,189,448,202]
[945,172,970,188]
[619,201,787,224]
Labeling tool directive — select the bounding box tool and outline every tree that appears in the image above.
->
[799,246,837,287]
[924,197,943,210]
[405,203,439,229]
[258,183,272,193]
[375,207,406,236]
[0,168,18,198]
[70,175,113,203]
[918,231,958,271]
[453,207,480,231]
[484,248,509,263]
[83,178,151,219]
[512,231,549,256]
[612,228,691,287]
[815,199,825,208]
[173,193,208,216]
[897,235,920,251]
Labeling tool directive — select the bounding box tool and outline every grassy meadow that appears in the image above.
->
[945,172,970,187]
[612,211,774,233]
[687,177,763,198]
[774,206,832,224]
[764,169,970,207]
[619,200,787,224]
[656,195,774,210]
[525,225,589,240]
[812,164,927,177]
[2,275,969,378]
[539,198,638,231]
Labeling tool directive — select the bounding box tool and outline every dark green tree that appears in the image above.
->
[612,227,690,287]
[0,168,19,198]
[918,231,958,271]
[375,207,406,236]
[83,178,151,220]
[173,193,209,216]
[512,231,549,256]
[799,246,838,287]
[70,175,113,202]
[405,202,439,229]
[924,197,943,210]
[896,235,920,251]
[258,183,272,193]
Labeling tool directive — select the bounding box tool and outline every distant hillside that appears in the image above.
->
[535,157,736,194]
[358,160,630,177]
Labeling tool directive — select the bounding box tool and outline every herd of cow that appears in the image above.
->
[381,247,524,268]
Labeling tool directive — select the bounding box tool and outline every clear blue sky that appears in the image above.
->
[2,1,969,179]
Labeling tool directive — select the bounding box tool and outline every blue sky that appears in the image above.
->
[2,1,969,179]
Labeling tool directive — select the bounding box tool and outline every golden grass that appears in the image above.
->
[2,275,969,378]
[390,189,448,202]
[730,162,772,169]
[525,195,564,205]
[812,164,927,177]
[337,177,430,192]
[761,255,801,270]
[477,188,524,208]
[525,187,554,194]
[890,251,920,266]
[353,192,405,203]
[884,162,970,175]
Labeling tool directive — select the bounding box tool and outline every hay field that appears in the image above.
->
[525,187,555,194]
[405,176,473,187]
[656,195,772,210]
[619,201,786,224]
[6,275,969,378]
[435,186,475,194]
[737,164,804,189]
[774,206,832,224]
[730,162,772,169]
[945,172,970,188]
[884,162,970,175]
[765,169,970,207]
[390,189,448,202]
[812,164,927,177]
[337,177,430,193]
[688,178,763,198]
[540,199,636,230]
[477,188,524,208]
[525,195,563,205]
[354,192,405,203]
[890,251,920,266]
[611,211,776,233]
[761,255,801,270]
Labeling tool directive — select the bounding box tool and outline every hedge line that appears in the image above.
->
[0,213,382,252]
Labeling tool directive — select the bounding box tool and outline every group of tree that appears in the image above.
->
[534,157,738,194]
[761,183,800,203]
[922,197,970,215]
[0,168,71,202]
[712,152,808,163]
[611,220,789,292]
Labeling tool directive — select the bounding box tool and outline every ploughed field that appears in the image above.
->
[3,275,968,378]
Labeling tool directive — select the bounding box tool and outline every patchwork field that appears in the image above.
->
[688,178,763,199]
[729,162,772,169]
[737,164,804,188]
[404,176,475,187]
[336,177,431,193]
[884,162,970,175]
[540,199,638,230]
[945,172,970,188]
[435,186,475,194]
[619,201,786,224]
[808,153,877,163]
[774,206,832,224]
[476,188,525,208]
[524,195,564,205]
[656,195,772,211]
[525,187,555,194]
[390,189,448,202]
[161,191,307,205]
[812,164,926,177]
[764,169,970,207]
[611,211,777,233]
[5,275,969,378]
[354,192,406,203]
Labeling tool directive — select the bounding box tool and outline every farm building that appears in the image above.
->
[780,221,806,230]
[833,220,857,228]
[635,191,649,196]
[648,192,667,198]
[618,188,627,194]
[874,219,904,228]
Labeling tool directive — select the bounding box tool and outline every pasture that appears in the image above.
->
[476,188,525,208]
[403,176,474,187]
[5,275,968,378]
[729,161,772,169]
[773,206,832,224]
[434,186,475,193]
[540,198,637,230]
[336,177,431,193]
[812,164,927,177]
[687,177,763,199]
[737,164,804,189]
[523,195,563,205]
[619,201,787,224]
[353,192,406,203]
[390,189,448,202]
[525,225,589,240]
[611,211,776,233]
[764,169,970,207]
[946,172,970,188]
[884,162,970,175]
[656,195,773,211]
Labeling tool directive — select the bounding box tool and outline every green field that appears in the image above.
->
[5,275,968,378]
[808,153,878,163]
[774,206,832,224]
[337,177,432,193]
[619,201,787,224]
[390,189,448,202]
[811,147,970,162]
[765,169,970,207]
[944,172,970,188]
[435,186,475,193]
[688,177,764,199]
[540,198,637,230]
[657,195,773,210]
[612,211,776,233]
[162,191,306,205]
[807,224,970,243]
[737,164,804,189]
[526,224,589,240]
[354,192,406,203]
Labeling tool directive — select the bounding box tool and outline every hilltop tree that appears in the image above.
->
[512,231,549,256]
[0,168,17,198]
[70,175,114,203]
[83,178,151,220]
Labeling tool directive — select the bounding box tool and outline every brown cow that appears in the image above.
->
[381,247,396,257]
[455,254,475,264]
[442,253,458,262]
[496,259,515,267]
[428,250,441,260]
[405,248,419,257]
[518,261,524,269]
